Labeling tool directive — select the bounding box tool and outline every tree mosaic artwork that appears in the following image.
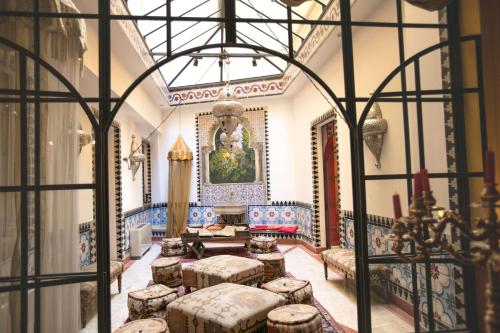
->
[209,125,256,184]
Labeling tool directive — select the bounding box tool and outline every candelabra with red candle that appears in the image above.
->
[390,152,499,333]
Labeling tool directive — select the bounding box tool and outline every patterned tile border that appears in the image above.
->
[310,109,340,247]
[141,139,152,204]
[112,122,125,260]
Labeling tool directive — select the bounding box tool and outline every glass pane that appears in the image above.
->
[0,192,20,277]
[352,0,398,23]
[369,262,416,332]
[41,189,95,274]
[40,103,95,185]
[0,103,21,187]
[0,291,21,333]
[41,282,98,332]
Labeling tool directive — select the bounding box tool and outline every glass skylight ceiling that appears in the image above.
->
[127,0,331,90]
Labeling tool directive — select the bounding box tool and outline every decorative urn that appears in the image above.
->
[212,85,245,137]
[362,102,388,169]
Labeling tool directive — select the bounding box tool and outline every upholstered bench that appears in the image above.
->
[161,237,185,257]
[182,255,264,292]
[113,318,169,333]
[250,236,278,253]
[127,284,178,321]
[151,258,183,288]
[321,247,389,298]
[267,304,323,333]
[261,277,314,305]
[80,260,123,328]
[167,283,287,333]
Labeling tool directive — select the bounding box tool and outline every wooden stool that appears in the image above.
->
[256,253,286,283]
[250,236,277,254]
[151,258,182,288]
[127,284,178,321]
[267,304,323,333]
[261,277,314,305]
[113,318,169,333]
[161,238,185,257]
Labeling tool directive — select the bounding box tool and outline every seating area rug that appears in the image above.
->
[153,246,348,333]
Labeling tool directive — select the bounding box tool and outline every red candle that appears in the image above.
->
[421,168,431,192]
[413,172,423,198]
[484,151,495,184]
[392,193,402,219]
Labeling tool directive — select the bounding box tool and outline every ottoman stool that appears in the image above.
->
[127,284,178,321]
[261,277,314,305]
[267,304,323,333]
[182,255,264,292]
[256,253,286,283]
[250,236,277,254]
[161,238,185,257]
[113,318,169,333]
[167,283,287,333]
[151,258,182,288]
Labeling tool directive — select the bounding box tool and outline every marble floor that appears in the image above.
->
[83,243,414,333]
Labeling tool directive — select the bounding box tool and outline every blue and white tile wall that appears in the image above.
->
[79,220,96,269]
[131,202,313,240]
[340,211,459,329]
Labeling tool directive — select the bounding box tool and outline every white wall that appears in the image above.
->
[115,106,155,212]
[288,0,446,219]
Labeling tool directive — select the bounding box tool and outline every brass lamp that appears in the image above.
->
[212,84,244,138]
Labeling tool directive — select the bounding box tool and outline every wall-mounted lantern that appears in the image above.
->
[77,123,93,154]
[123,134,146,181]
[362,101,388,169]
[404,0,450,11]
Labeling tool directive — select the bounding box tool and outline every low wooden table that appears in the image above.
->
[181,228,251,259]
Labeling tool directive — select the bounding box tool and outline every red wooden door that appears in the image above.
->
[321,121,340,246]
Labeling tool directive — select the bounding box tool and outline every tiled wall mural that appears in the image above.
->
[196,108,269,205]
[340,211,464,330]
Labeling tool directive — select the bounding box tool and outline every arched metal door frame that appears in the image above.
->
[0,35,101,333]
[357,34,486,332]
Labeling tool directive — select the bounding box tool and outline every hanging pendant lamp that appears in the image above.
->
[278,0,310,6]
[212,84,245,137]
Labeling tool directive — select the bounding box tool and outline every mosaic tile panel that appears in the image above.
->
[79,220,96,268]
[340,211,458,329]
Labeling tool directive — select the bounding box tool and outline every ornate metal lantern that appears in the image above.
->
[362,101,388,169]
[404,0,450,11]
[212,84,245,138]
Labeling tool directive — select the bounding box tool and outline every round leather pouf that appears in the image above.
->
[113,318,169,333]
[256,253,286,283]
[267,304,323,333]
[151,258,183,288]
